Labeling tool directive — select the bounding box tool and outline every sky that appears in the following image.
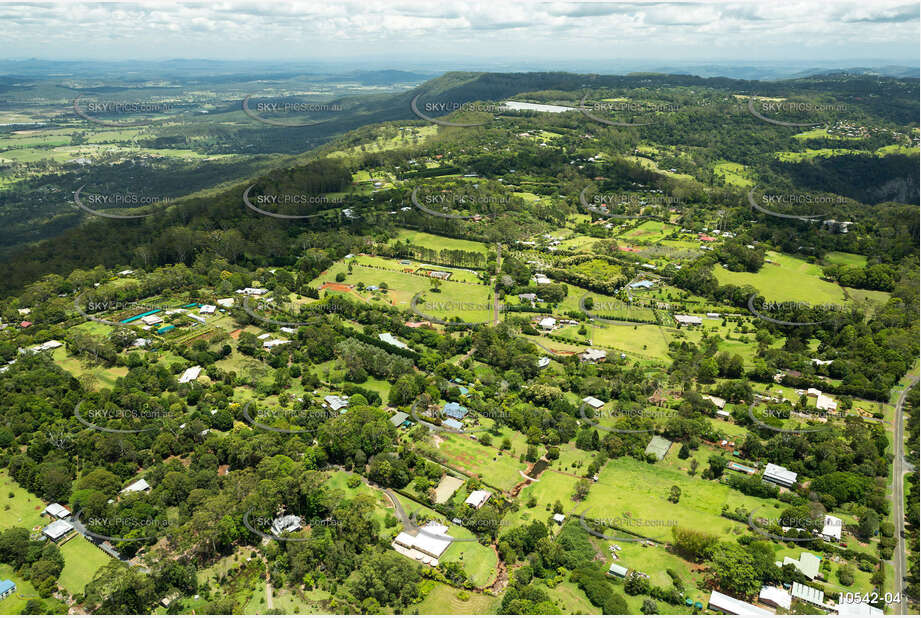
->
[0,1,918,70]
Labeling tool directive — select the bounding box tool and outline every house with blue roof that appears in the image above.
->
[458,386,469,396]
[0,579,16,600]
[443,402,468,420]
[443,418,463,431]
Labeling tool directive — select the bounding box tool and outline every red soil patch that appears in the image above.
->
[217,464,230,476]
[320,282,353,293]
[229,328,243,339]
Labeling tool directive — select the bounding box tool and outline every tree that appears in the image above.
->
[707,454,727,478]
[678,443,690,459]
[858,511,879,540]
[642,598,659,614]
[707,543,761,597]
[668,485,681,503]
[573,479,591,501]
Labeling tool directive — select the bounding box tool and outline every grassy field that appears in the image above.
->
[390,229,489,255]
[579,456,785,542]
[503,470,582,530]
[58,535,113,596]
[352,254,482,283]
[713,160,754,187]
[587,323,671,361]
[411,582,500,614]
[615,220,678,243]
[713,251,846,305]
[825,251,868,267]
[0,471,46,531]
[419,433,526,492]
[51,347,129,390]
[311,259,494,323]
[536,580,600,614]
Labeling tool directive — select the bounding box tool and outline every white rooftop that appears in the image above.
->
[582,396,605,409]
[822,515,843,540]
[465,489,492,509]
[43,519,74,540]
[178,365,202,384]
[759,586,791,610]
[763,462,798,485]
[708,590,774,616]
[43,503,70,518]
[121,478,151,493]
[378,333,409,349]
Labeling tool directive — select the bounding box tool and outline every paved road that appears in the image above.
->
[493,243,502,325]
[890,374,918,615]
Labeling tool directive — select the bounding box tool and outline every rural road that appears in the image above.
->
[889,373,918,615]
[493,243,502,325]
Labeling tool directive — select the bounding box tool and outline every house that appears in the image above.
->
[389,411,410,427]
[582,396,605,410]
[324,395,349,412]
[821,515,843,541]
[378,333,409,350]
[792,581,824,606]
[43,503,70,519]
[262,338,291,349]
[121,478,151,494]
[442,402,468,420]
[816,393,838,414]
[141,314,163,326]
[392,521,453,564]
[580,348,607,363]
[442,418,463,431]
[806,387,822,397]
[237,287,268,296]
[780,552,821,580]
[0,580,15,600]
[552,513,565,524]
[628,280,655,289]
[199,304,216,314]
[518,293,538,302]
[178,365,202,384]
[270,514,302,536]
[216,298,234,308]
[42,519,74,542]
[674,314,702,326]
[538,316,556,330]
[707,590,774,615]
[759,586,791,610]
[533,273,551,285]
[131,338,150,348]
[607,563,629,578]
[188,314,207,323]
[465,490,492,509]
[428,270,451,280]
[703,395,726,410]
[762,463,798,488]
[537,357,551,369]
[26,340,63,354]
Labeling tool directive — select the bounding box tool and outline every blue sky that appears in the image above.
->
[1,1,917,68]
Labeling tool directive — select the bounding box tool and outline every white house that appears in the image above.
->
[42,520,74,542]
[216,298,235,308]
[759,586,792,610]
[237,287,268,296]
[141,314,163,326]
[821,515,843,541]
[580,348,607,363]
[378,333,409,349]
[121,478,151,494]
[393,521,453,563]
[708,590,774,615]
[582,396,605,410]
[178,365,202,384]
[43,503,70,519]
[538,317,556,330]
[465,490,492,509]
[762,463,798,488]
[199,304,216,314]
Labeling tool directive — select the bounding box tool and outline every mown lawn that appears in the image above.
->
[578,456,785,542]
[0,471,45,532]
[713,251,846,305]
[390,229,489,256]
[411,582,500,614]
[58,535,113,596]
[420,433,525,492]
